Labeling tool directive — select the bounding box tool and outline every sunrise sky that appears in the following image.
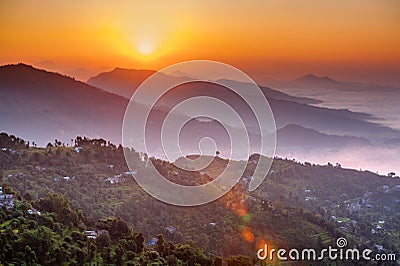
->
[1,0,399,84]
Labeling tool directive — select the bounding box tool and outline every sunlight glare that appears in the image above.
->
[137,40,154,56]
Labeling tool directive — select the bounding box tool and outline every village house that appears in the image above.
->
[165,226,176,234]
[147,238,157,246]
[84,230,97,239]
[382,185,390,193]
[122,171,137,176]
[27,208,41,215]
[348,202,361,213]
[105,174,127,184]
[305,196,315,201]
[0,186,14,209]
[54,176,74,182]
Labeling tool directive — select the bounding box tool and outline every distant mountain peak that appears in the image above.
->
[297,73,337,83]
[111,67,155,73]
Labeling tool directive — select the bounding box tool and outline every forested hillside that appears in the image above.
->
[0,189,222,265]
[1,133,399,265]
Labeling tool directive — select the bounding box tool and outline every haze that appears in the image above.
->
[1,0,399,85]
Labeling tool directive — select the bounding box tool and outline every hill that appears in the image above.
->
[265,74,400,134]
[1,134,399,262]
[87,67,320,105]
[0,187,219,265]
[295,73,338,87]
[86,67,399,140]
[277,124,370,148]
[0,64,127,146]
[1,64,399,174]
[87,67,190,99]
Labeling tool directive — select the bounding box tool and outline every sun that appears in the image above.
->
[137,40,155,56]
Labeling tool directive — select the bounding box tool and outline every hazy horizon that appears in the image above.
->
[1,1,400,85]
[1,62,399,177]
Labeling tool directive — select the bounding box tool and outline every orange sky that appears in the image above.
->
[0,1,399,84]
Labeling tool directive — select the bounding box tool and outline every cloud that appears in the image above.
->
[277,145,400,175]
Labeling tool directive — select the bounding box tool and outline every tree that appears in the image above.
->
[1,183,15,194]
[163,254,176,265]
[134,233,145,252]
[24,245,37,264]
[96,217,131,241]
[115,245,124,265]
[156,234,166,256]
[96,233,111,249]
[214,256,223,266]
[87,239,97,262]
[225,255,252,266]
[33,193,80,227]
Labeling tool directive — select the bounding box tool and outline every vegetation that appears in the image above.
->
[0,192,218,265]
[1,133,399,264]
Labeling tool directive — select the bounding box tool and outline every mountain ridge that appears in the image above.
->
[1,63,399,168]
[87,67,321,104]
[277,123,370,148]
[0,63,128,146]
[297,73,338,84]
